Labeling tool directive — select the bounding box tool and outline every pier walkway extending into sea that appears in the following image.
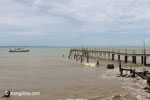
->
[68,48,150,65]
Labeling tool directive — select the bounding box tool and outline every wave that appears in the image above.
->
[102,67,150,100]
[83,63,97,67]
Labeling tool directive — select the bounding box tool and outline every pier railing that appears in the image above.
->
[70,48,150,55]
[69,48,150,65]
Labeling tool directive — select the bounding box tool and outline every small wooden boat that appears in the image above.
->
[9,48,29,52]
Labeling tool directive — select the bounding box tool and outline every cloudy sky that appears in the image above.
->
[0,0,150,46]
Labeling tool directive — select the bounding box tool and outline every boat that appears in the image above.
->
[9,48,29,52]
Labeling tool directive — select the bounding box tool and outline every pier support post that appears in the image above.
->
[76,55,78,61]
[100,53,102,59]
[112,54,114,61]
[119,61,121,71]
[81,56,83,63]
[118,55,120,61]
[74,51,76,59]
[130,68,133,74]
[74,55,76,59]
[125,56,128,63]
[132,56,136,64]
[132,56,134,63]
[108,54,110,59]
[144,56,147,66]
[120,68,123,75]
[87,52,89,63]
[134,56,136,64]
[141,56,144,64]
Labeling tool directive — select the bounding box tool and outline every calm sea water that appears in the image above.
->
[0,46,150,100]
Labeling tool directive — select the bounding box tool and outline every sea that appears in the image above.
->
[0,46,150,100]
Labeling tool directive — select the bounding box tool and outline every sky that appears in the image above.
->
[0,0,150,46]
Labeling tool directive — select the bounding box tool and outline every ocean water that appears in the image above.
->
[0,47,150,100]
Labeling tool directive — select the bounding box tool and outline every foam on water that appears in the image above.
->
[89,94,138,100]
[83,63,97,67]
[103,67,150,100]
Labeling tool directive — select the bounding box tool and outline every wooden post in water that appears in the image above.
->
[141,56,144,64]
[120,68,123,75]
[132,69,135,77]
[118,55,120,61]
[118,48,120,61]
[130,68,133,74]
[134,56,136,64]
[125,49,128,63]
[81,55,83,63]
[112,48,115,61]
[87,51,89,63]
[96,61,99,65]
[76,55,78,61]
[132,56,136,64]
[125,56,128,63]
[68,51,71,59]
[108,53,110,59]
[119,61,123,77]
[133,50,136,64]
[74,50,76,59]
[133,53,135,62]
[143,40,147,66]
[144,56,147,65]
[118,49,120,61]
[76,50,79,61]
[112,54,114,61]
[119,61,122,72]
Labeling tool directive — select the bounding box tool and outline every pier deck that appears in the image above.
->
[69,48,150,65]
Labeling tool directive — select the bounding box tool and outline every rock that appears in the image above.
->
[107,64,114,69]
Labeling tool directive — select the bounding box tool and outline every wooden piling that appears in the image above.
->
[76,55,78,61]
[120,68,123,75]
[81,56,83,63]
[141,56,144,64]
[112,54,114,61]
[130,68,133,74]
[119,61,121,72]
[87,52,89,63]
[132,56,136,64]
[134,56,136,64]
[144,56,147,65]
[118,55,120,61]
[132,69,135,77]
[74,55,76,59]
[132,56,134,63]
[125,56,128,63]
[96,61,99,65]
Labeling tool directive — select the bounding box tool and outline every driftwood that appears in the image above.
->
[119,62,150,89]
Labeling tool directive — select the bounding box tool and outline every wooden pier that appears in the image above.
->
[68,48,150,65]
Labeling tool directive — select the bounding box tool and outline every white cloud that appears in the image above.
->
[0,0,150,45]
[48,0,150,22]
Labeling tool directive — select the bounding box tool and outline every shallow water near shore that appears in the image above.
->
[0,47,150,100]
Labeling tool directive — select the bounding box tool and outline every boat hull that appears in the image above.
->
[9,50,29,52]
